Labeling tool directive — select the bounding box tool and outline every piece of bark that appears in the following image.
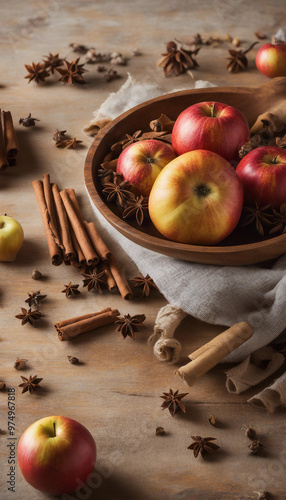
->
[108,254,133,300]
[3,110,19,162]
[52,183,75,261]
[83,221,110,262]
[0,110,8,170]
[102,262,117,292]
[42,174,62,247]
[55,308,120,340]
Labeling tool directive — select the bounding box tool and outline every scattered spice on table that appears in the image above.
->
[242,425,257,439]
[115,313,146,339]
[103,68,120,82]
[248,440,264,454]
[208,415,217,427]
[53,129,67,142]
[226,41,258,73]
[188,436,220,458]
[67,356,79,364]
[82,269,107,292]
[56,58,87,85]
[64,137,83,149]
[15,308,43,327]
[24,62,50,83]
[69,43,89,54]
[160,388,188,417]
[19,114,40,127]
[0,382,6,391]
[32,269,43,280]
[25,290,47,307]
[14,358,28,370]
[157,40,200,76]
[42,52,64,73]
[19,375,43,394]
[61,282,81,298]
[130,274,158,297]
[155,426,165,436]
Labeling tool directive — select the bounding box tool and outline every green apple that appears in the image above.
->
[0,215,24,261]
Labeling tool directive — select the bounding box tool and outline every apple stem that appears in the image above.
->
[272,154,279,164]
[53,422,56,437]
[210,103,215,118]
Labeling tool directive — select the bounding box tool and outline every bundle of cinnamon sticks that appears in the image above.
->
[0,109,19,170]
[55,307,120,341]
[32,173,133,300]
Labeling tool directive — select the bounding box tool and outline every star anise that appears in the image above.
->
[242,203,273,236]
[157,40,200,76]
[42,53,64,73]
[56,58,87,85]
[64,137,83,149]
[25,290,47,307]
[25,62,50,83]
[115,313,146,339]
[97,167,115,184]
[82,270,107,292]
[188,436,220,458]
[18,375,43,394]
[122,195,149,225]
[269,203,286,234]
[53,130,67,142]
[130,274,158,297]
[160,388,188,417]
[14,358,28,370]
[15,308,43,327]
[226,41,258,73]
[248,440,264,455]
[19,113,40,127]
[61,282,81,298]
[102,178,134,207]
[111,130,143,154]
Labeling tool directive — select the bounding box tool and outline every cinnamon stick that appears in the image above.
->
[102,262,117,292]
[32,180,63,265]
[108,254,133,300]
[3,110,19,162]
[60,190,98,266]
[52,183,75,261]
[176,322,254,387]
[0,110,8,170]
[43,174,62,247]
[83,220,111,262]
[55,308,120,341]
[65,188,82,218]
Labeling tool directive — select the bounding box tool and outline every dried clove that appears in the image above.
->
[155,426,165,436]
[67,356,79,364]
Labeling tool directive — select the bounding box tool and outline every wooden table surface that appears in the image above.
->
[0,2,285,499]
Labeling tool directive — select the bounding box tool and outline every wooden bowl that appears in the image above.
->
[85,78,286,266]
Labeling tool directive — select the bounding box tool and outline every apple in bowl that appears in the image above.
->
[171,101,249,163]
[236,146,286,208]
[256,42,286,78]
[149,150,243,245]
[116,139,176,196]
[0,215,24,261]
[17,415,96,496]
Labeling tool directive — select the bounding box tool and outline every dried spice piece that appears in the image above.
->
[32,269,42,280]
[85,49,111,64]
[110,53,126,65]
[116,313,146,339]
[64,137,83,149]
[19,114,40,127]
[42,53,64,73]
[56,58,87,85]
[242,425,257,439]
[67,356,79,364]
[61,282,81,298]
[19,375,43,394]
[15,308,43,327]
[25,62,50,83]
[14,358,28,370]
[97,65,107,72]
[255,32,267,40]
[188,436,220,458]
[232,36,240,47]
[269,203,286,234]
[97,167,115,184]
[276,134,286,148]
[82,269,107,292]
[160,388,188,417]
[131,48,142,56]
[122,195,149,225]
[25,290,47,307]
[111,130,143,154]
[69,43,89,54]
[130,274,158,297]
[155,426,165,436]
[103,69,120,81]
[242,203,273,236]
[226,41,258,73]
[102,178,134,207]
[157,40,200,76]
[0,382,6,391]
[253,492,270,500]
[248,440,264,454]
[208,415,217,427]
[149,114,175,133]
[53,130,67,142]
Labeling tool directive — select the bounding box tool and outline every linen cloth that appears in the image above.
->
[86,75,286,363]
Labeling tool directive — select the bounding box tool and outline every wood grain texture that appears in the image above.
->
[0,1,285,499]
[85,78,286,266]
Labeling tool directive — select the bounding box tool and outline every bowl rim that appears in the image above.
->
[84,85,286,258]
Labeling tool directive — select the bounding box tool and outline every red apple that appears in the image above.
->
[0,215,24,261]
[149,149,243,245]
[171,101,249,162]
[236,146,286,208]
[17,415,96,495]
[116,139,176,196]
[256,42,286,78]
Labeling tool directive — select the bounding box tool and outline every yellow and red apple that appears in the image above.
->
[236,146,286,208]
[256,42,286,78]
[116,139,176,196]
[0,215,24,261]
[171,101,249,163]
[149,150,243,245]
[17,415,96,496]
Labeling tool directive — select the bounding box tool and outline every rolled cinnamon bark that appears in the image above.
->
[176,322,254,387]
[3,110,19,162]
[55,308,120,340]
[83,221,111,262]
[43,174,62,247]
[0,110,8,170]
[102,262,117,292]
[108,254,133,300]
[52,183,75,261]
[32,180,63,265]
[60,190,98,266]
[65,188,82,218]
